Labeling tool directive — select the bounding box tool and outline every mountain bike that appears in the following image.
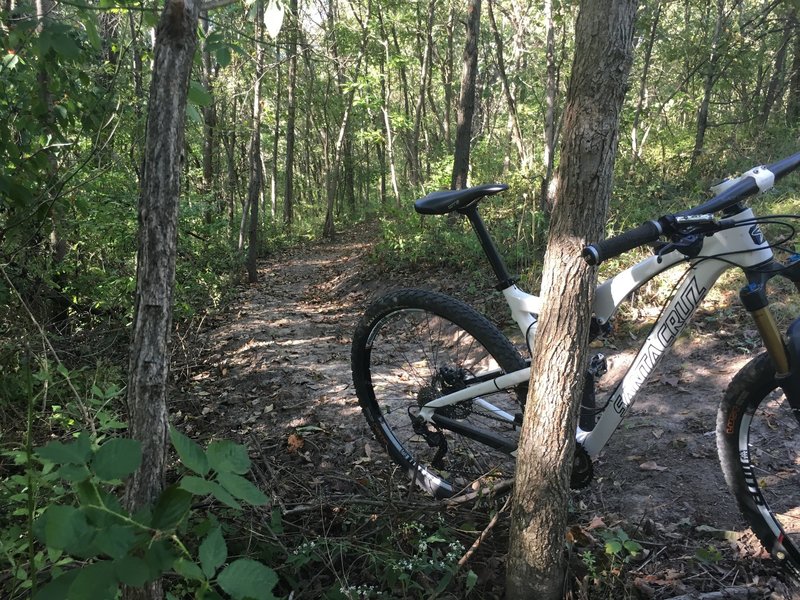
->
[351,152,800,575]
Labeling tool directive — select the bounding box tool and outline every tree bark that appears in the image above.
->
[410,0,436,187]
[246,0,265,283]
[691,0,726,169]
[760,14,791,126]
[630,0,662,161]
[487,0,526,171]
[451,0,481,190]
[541,0,558,213]
[376,18,401,206]
[787,8,800,124]
[506,1,638,598]
[283,0,298,228]
[124,0,200,598]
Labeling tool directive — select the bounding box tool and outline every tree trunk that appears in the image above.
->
[410,0,436,187]
[541,0,558,214]
[786,9,800,124]
[631,0,662,161]
[200,14,218,220]
[506,1,638,598]
[246,0,265,283]
[487,0,527,170]
[760,16,791,126]
[124,0,200,598]
[451,0,481,190]
[271,49,282,220]
[377,12,401,205]
[283,0,298,228]
[691,0,725,169]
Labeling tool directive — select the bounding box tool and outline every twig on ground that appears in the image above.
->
[444,478,514,506]
[664,585,772,600]
[457,494,512,569]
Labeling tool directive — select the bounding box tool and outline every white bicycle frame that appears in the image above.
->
[417,207,774,458]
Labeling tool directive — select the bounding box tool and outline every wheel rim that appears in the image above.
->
[364,308,521,496]
[740,387,800,569]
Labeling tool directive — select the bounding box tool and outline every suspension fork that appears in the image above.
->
[744,257,800,413]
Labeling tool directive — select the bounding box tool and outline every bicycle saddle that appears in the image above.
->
[414,183,509,215]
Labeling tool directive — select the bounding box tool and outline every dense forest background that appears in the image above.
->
[3,0,800,597]
[3,0,800,336]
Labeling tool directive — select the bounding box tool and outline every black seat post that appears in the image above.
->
[461,205,516,290]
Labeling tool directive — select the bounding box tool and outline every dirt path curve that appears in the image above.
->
[173,223,791,597]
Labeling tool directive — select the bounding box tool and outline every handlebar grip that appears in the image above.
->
[582,220,663,266]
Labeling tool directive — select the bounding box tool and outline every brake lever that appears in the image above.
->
[655,233,704,262]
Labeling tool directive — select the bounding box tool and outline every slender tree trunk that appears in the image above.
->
[760,17,791,126]
[283,0,298,228]
[124,0,200,598]
[786,9,800,124]
[631,0,662,160]
[270,55,281,220]
[541,0,558,213]
[487,0,526,170]
[691,0,726,169]
[377,13,401,205]
[410,0,436,187]
[506,1,638,598]
[128,11,144,179]
[246,0,264,283]
[451,0,481,190]
[200,14,218,221]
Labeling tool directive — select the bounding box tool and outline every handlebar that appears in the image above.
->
[582,151,800,266]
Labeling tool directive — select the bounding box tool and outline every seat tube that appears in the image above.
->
[461,206,516,290]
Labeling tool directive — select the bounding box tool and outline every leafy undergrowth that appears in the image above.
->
[6,209,800,598]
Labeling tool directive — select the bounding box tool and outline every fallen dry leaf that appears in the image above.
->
[287,433,304,453]
[639,460,668,472]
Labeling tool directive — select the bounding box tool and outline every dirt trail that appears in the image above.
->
[173,223,792,598]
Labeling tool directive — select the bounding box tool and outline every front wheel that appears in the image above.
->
[351,289,526,498]
[717,352,800,576]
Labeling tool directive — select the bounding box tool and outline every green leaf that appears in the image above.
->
[49,27,81,60]
[180,475,217,495]
[94,525,137,560]
[604,540,622,556]
[57,463,91,482]
[92,438,142,481]
[199,527,227,578]
[216,471,267,506]
[186,103,202,123]
[151,485,192,531]
[113,556,151,587]
[173,557,205,582]
[38,505,92,551]
[623,539,643,556]
[188,81,213,106]
[36,433,92,465]
[180,475,241,509]
[207,440,250,474]
[170,427,209,476]
[216,559,278,600]
[466,569,478,595]
[143,539,177,579]
[216,46,232,67]
[33,569,80,600]
[68,561,118,599]
[82,14,101,51]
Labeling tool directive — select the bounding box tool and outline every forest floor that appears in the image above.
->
[171,222,797,599]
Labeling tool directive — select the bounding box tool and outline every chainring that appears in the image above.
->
[570,444,594,490]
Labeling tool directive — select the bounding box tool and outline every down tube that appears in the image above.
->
[581,262,727,457]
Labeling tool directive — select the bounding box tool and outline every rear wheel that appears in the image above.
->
[351,289,526,498]
[717,352,800,577]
